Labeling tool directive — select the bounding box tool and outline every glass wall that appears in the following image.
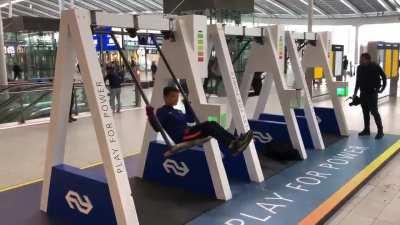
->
[359,23,400,46]
[4,30,161,82]
[285,25,356,64]
[5,31,58,81]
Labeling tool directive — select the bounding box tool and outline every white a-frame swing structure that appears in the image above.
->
[302,32,349,136]
[40,9,139,225]
[207,24,264,183]
[236,25,323,159]
[41,10,266,225]
[39,8,348,225]
[137,14,264,201]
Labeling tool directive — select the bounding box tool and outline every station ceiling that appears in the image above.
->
[1,0,400,20]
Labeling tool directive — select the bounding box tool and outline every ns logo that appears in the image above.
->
[65,190,94,215]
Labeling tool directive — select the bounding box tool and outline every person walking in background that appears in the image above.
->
[252,72,263,96]
[342,56,349,74]
[104,66,123,113]
[353,53,386,139]
[69,82,77,123]
[131,60,141,106]
[342,55,349,80]
[12,63,22,81]
[69,64,81,123]
[151,61,157,81]
[203,56,221,95]
[131,60,140,79]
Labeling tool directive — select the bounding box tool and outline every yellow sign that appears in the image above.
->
[314,67,324,79]
[384,49,392,77]
[392,49,399,77]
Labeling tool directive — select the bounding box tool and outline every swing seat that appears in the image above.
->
[164,136,212,157]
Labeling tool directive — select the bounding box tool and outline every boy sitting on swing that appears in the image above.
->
[157,86,253,156]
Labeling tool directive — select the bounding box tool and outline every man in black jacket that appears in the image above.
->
[104,66,124,113]
[353,53,386,139]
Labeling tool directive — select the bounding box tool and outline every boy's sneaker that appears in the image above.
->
[229,131,254,157]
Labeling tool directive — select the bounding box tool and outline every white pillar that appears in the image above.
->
[0,11,8,85]
[354,25,360,65]
[308,0,313,32]
[8,0,13,18]
[58,0,64,15]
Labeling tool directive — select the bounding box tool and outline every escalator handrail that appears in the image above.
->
[0,90,52,123]
[0,82,52,93]
[6,87,54,94]
[0,84,54,110]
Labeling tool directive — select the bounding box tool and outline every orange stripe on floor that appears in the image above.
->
[298,140,400,225]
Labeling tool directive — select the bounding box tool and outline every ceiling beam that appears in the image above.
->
[297,0,329,16]
[28,0,59,16]
[36,0,92,13]
[75,0,99,10]
[14,3,58,18]
[262,0,299,16]
[0,0,26,8]
[340,0,362,14]
[9,6,38,17]
[85,0,122,13]
[34,0,59,9]
[254,5,271,15]
[319,0,341,14]
[139,0,162,10]
[254,7,264,14]
[107,0,136,12]
[255,2,274,15]
[376,0,394,11]
[359,0,378,12]
[387,0,400,9]
[125,0,154,11]
[242,13,400,25]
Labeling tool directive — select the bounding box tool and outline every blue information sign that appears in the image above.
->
[93,27,118,52]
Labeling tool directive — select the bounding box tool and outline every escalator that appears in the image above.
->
[0,83,53,124]
[0,83,52,108]
[0,82,138,125]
